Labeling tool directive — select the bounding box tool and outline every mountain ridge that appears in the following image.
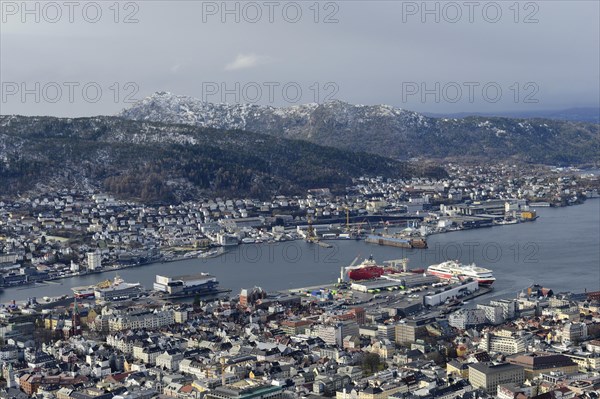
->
[0,115,445,202]
[423,107,600,123]
[119,92,600,165]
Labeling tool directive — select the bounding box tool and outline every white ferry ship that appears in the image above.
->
[95,275,143,301]
[427,260,495,286]
[72,275,143,301]
[72,286,95,299]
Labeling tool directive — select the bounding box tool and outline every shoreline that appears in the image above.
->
[1,249,230,290]
[0,199,597,303]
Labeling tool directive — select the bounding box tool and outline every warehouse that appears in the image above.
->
[423,280,479,306]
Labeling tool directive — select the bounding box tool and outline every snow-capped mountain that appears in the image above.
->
[118,91,427,144]
[119,92,599,164]
[119,91,319,133]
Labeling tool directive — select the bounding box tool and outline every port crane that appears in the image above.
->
[383,258,409,272]
[338,254,361,283]
[345,206,350,231]
[306,213,317,243]
[348,254,361,268]
[366,219,376,234]
[381,218,389,234]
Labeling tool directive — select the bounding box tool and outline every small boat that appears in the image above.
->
[198,248,224,259]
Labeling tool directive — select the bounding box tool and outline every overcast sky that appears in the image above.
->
[1,0,599,116]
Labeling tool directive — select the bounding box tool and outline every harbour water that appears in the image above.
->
[2,199,598,303]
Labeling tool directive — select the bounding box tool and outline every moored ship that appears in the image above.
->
[94,275,144,301]
[345,255,423,281]
[72,275,144,300]
[365,234,428,249]
[346,256,391,280]
[427,260,495,286]
[72,286,95,299]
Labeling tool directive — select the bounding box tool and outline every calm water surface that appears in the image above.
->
[2,200,598,303]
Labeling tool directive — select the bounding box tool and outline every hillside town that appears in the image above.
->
[0,164,598,398]
[0,164,597,288]
[2,0,598,397]
[0,277,599,399]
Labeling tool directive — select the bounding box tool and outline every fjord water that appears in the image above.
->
[2,200,598,303]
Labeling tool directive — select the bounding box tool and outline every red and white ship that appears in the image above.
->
[344,255,424,281]
[427,260,495,286]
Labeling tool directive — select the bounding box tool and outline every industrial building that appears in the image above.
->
[205,381,283,399]
[350,274,437,293]
[153,273,219,297]
[468,362,525,394]
[507,353,578,379]
[423,280,479,306]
